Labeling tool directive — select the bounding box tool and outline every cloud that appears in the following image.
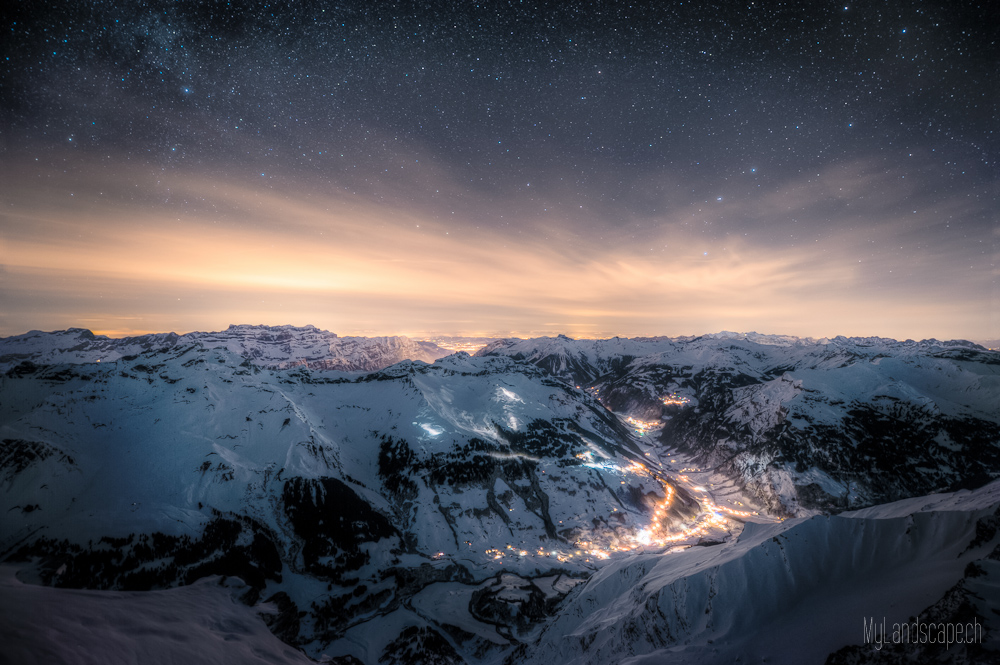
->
[1,157,994,340]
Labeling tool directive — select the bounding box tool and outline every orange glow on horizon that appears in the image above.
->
[1,160,994,341]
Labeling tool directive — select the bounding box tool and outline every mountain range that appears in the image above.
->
[1,325,998,664]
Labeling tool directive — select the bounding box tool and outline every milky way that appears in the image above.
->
[2,1,996,340]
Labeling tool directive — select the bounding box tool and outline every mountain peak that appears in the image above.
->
[0,326,450,372]
[224,323,326,334]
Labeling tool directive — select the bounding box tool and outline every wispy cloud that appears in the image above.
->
[1,158,994,340]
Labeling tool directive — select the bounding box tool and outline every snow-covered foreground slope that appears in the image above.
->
[2,327,999,663]
[3,484,998,664]
[0,567,315,665]
[525,480,1000,665]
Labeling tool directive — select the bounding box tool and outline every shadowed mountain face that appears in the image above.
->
[2,328,998,663]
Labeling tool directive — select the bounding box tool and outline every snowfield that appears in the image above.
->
[1,326,997,664]
[0,567,315,665]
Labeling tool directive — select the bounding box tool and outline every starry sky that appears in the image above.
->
[2,1,997,341]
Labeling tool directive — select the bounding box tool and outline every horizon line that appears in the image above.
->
[3,324,996,348]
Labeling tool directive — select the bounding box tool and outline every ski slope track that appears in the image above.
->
[1,327,998,664]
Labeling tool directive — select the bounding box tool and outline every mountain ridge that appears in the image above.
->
[1,325,998,663]
[0,324,452,373]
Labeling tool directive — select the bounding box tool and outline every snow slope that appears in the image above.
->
[524,480,1000,664]
[0,566,315,665]
[2,327,998,663]
[1,343,715,660]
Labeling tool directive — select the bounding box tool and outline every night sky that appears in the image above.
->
[2,1,997,341]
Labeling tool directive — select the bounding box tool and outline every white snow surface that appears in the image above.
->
[478,331,999,423]
[4,482,997,664]
[0,567,314,665]
[479,331,1000,515]
[0,324,450,372]
[2,327,998,663]
[526,480,1000,665]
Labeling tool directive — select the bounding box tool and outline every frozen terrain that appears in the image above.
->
[0,566,314,665]
[1,326,998,663]
[478,332,1000,514]
[0,324,450,373]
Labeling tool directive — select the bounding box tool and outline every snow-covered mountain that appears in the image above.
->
[1,339,705,661]
[0,324,450,373]
[523,480,1000,665]
[478,333,1000,515]
[2,327,998,664]
[1,566,315,665]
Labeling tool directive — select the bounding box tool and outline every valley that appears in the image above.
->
[1,326,998,664]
